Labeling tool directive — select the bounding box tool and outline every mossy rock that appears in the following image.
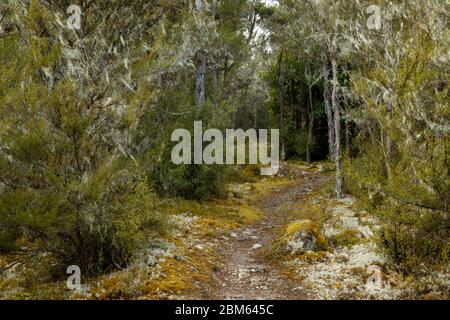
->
[272,220,327,256]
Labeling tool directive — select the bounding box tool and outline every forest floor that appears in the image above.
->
[1,161,448,300]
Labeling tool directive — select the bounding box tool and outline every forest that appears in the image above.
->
[0,0,448,300]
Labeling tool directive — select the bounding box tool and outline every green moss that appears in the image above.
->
[330,229,361,248]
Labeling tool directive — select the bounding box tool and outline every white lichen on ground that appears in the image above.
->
[286,196,410,299]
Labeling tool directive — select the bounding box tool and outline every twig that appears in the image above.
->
[0,249,43,274]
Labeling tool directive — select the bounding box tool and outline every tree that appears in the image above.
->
[0,0,177,272]
[275,0,363,197]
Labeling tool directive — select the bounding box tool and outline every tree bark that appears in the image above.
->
[307,85,314,163]
[345,116,350,159]
[212,64,218,109]
[196,51,206,107]
[330,47,344,199]
[322,58,335,160]
[196,0,206,108]
[277,48,285,160]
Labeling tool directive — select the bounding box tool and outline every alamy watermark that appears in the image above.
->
[171,121,280,176]
[66,265,81,290]
[67,5,82,30]
[366,265,382,289]
[366,5,381,30]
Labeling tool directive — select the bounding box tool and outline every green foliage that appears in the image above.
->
[148,155,227,201]
[147,118,228,200]
[263,51,328,161]
[0,0,170,274]
[0,229,19,253]
[284,127,317,159]
[0,158,167,274]
[335,0,450,273]
[379,211,450,274]
[344,143,450,272]
[329,229,361,248]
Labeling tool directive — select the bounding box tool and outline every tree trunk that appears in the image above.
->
[195,0,206,108]
[322,58,335,160]
[345,116,350,159]
[212,64,218,109]
[330,48,344,199]
[385,105,393,177]
[277,49,285,160]
[196,51,206,108]
[307,85,314,163]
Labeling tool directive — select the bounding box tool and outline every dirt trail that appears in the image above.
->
[205,170,329,300]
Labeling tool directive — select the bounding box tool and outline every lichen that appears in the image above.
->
[271,220,328,257]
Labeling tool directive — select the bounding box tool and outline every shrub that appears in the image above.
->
[377,205,450,274]
[329,229,361,248]
[0,229,19,253]
[0,160,167,275]
[284,127,317,160]
[344,142,450,273]
[0,2,171,275]
[148,142,227,200]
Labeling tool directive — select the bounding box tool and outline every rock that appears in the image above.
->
[147,256,157,266]
[174,255,186,262]
[230,232,239,238]
[248,266,266,273]
[272,220,327,255]
[251,244,263,250]
[338,197,356,206]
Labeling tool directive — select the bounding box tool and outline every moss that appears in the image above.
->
[239,165,260,183]
[196,217,238,233]
[143,246,215,298]
[297,250,328,262]
[271,220,328,258]
[236,205,261,224]
[330,229,361,248]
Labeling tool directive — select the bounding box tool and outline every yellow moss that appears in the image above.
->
[236,205,261,224]
[283,220,324,243]
[144,246,215,298]
[271,220,328,259]
[196,217,238,233]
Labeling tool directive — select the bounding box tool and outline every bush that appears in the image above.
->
[378,205,450,274]
[0,229,19,253]
[0,160,167,275]
[344,142,450,273]
[329,229,361,248]
[145,104,230,200]
[0,3,169,276]
[284,127,317,160]
[148,142,227,200]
